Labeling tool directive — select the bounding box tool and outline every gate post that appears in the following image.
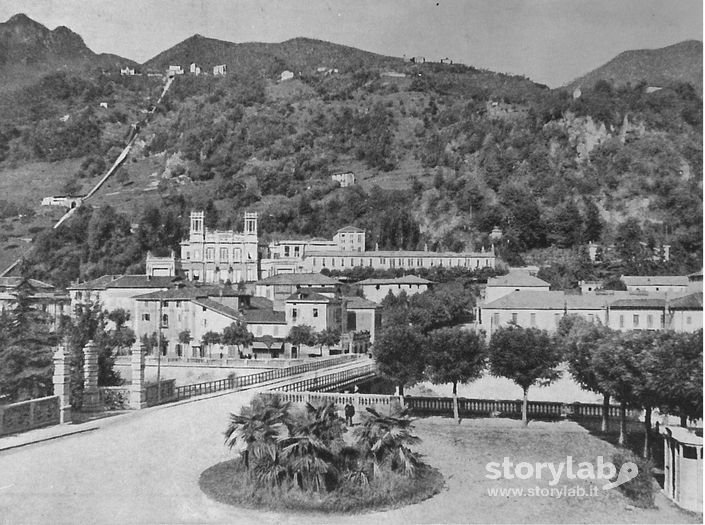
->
[82,340,101,412]
[130,343,147,409]
[52,343,72,423]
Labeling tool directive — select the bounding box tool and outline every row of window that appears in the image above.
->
[185,247,249,262]
[312,257,492,268]
[490,312,669,329]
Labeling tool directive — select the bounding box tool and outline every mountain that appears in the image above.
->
[141,34,404,74]
[566,40,703,92]
[0,13,135,89]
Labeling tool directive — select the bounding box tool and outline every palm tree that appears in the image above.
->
[353,407,421,479]
[224,395,291,477]
[279,402,344,491]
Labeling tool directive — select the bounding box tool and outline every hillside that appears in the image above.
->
[0,18,701,288]
[0,13,135,91]
[142,34,405,75]
[567,40,703,92]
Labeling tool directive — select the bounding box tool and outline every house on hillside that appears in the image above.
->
[331,171,355,187]
[667,292,703,332]
[254,273,341,311]
[41,195,83,209]
[620,275,689,294]
[0,277,69,328]
[120,67,135,76]
[189,63,201,75]
[440,57,453,64]
[280,70,294,81]
[213,64,227,76]
[333,226,366,252]
[344,296,381,344]
[167,65,184,77]
[483,272,550,303]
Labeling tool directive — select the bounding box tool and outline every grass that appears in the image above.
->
[199,457,444,514]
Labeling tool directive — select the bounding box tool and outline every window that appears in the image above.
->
[142,313,150,321]
[687,316,692,325]
[186,251,190,260]
[284,246,290,257]
[322,258,326,267]
[76,291,83,300]
[619,315,624,328]
[233,248,241,260]
[530,313,536,326]
[511,312,518,323]
[633,314,639,327]
[294,246,300,257]
[220,248,228,261]
[292,308,297,320]
[161,314,169,328]
[206,247,215,261]
[194,250,200,260]
[313,308,319,318]
[647,315,653,328]
[492,313,499,326]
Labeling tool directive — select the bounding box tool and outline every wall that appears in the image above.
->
[668,310,703,332]
[361,282,429,303]
[606,308,665,331]
[0,396,60,436]
[481,307,607,337]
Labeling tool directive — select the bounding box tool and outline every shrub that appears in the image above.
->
[610,452,655,508]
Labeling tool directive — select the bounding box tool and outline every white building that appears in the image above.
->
[189,63,201,75]
[120,67,135,76]
[280,70,294,81]
[167,65,184,77]
[667,292,703,332]
[484,272,550,303]
[331,172,355,187]
[356,275,433,304]
[213,64,227,76]
[180,211,259,284]
[621,275,689,294]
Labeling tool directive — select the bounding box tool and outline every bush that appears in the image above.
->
[610,452,655,508]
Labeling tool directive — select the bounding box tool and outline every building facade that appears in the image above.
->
[356,275,433,303]
[180,211,259,284]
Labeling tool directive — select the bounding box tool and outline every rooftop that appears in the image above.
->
[69,274,180,290]
[256,273,340,286]
[483,291,610,310]
[668,292,703,310]
[305,249,494,258]
[608,297,667,309]
[0,277,56,290]
[344,296,379,309]
[134,284,249,301]
[336,225,365,234]
[286,289,338,303]
[192,298,242,321]
[243,297,287,324]
[486,272,550,288]
[621,275,689,287]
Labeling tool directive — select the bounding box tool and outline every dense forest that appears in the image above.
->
[0,57,701,287]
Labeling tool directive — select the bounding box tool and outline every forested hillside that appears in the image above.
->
[0,32,701,288]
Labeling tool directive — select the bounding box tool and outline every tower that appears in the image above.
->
[190,211,204,239]
[244,212,258,236]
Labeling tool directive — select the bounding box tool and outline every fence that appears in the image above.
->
[261,390,399,409]
[99,387,131,410]
[172,355,366,402]
[404,396,641,420]
[274,364,377,393]
[0,396,60,436]
[145,379,176,406]
[116,355,359,370]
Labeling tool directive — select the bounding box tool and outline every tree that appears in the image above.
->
[373,325,426,396]
[488,325,562,426]
[222,322,254,356]
[287,325,316,357]
[315,328,341,357]
[353,407,421,479]
[583,198,603,243]
[201,331,221,359]
[425,327,487,422]
[558,315,612,432]
[592,331,652,445]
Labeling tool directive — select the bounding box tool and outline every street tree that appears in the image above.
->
[558,315,613,431]
[222,322,254,356]
[425,327,487,422]
[373,325,426,397]
[287,325,317,357]
[315,328,341,357]
[201,331,221,359]
[488,325,562,426]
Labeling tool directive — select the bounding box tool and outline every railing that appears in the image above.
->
[145,379,176,406]
[0,395,60,436]
[261,390,398,408]
[404,396,640,420]
[172,355,367,402]
[275,364,377,393]
[116,354,361,370]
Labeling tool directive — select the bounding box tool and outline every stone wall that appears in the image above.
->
[0,396,60,436]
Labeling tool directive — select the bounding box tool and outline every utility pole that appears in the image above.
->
[157,299,163,403]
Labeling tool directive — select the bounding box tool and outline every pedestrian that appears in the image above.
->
[344,402,355,426]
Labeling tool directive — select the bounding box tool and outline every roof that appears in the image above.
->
[69,274,179,291]
[286,290,338,303]
[483,291,609,310]
[487,272,550,288]
[134,284,249,301]
[336,225,365,234]
[344,296,379,309]
[305,249,494,258]
[256,273,340,286]
[192,298,243,321]
[664,426,703,446]
[0,277,55,290]
[688,270,703,280]
[669,292,703,310]
[357,275,433,286]
[621,275,689,287]
[242,297,287,325]
[608,298,667,309]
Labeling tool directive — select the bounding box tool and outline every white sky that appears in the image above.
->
[0,0,702,87]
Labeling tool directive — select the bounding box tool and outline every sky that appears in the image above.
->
[0,0,702,87]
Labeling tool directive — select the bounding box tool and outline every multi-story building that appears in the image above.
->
[180,211,259,284]
[483,272,550,303]
[332,226,365,252]
[620,275,689,294]
[0,277,70,328]
[666,292,703,333]
[254,273,341,311]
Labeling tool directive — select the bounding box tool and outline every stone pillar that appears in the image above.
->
[130,343,147,409]
[52,344,72,424]
[82,340,101,412]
